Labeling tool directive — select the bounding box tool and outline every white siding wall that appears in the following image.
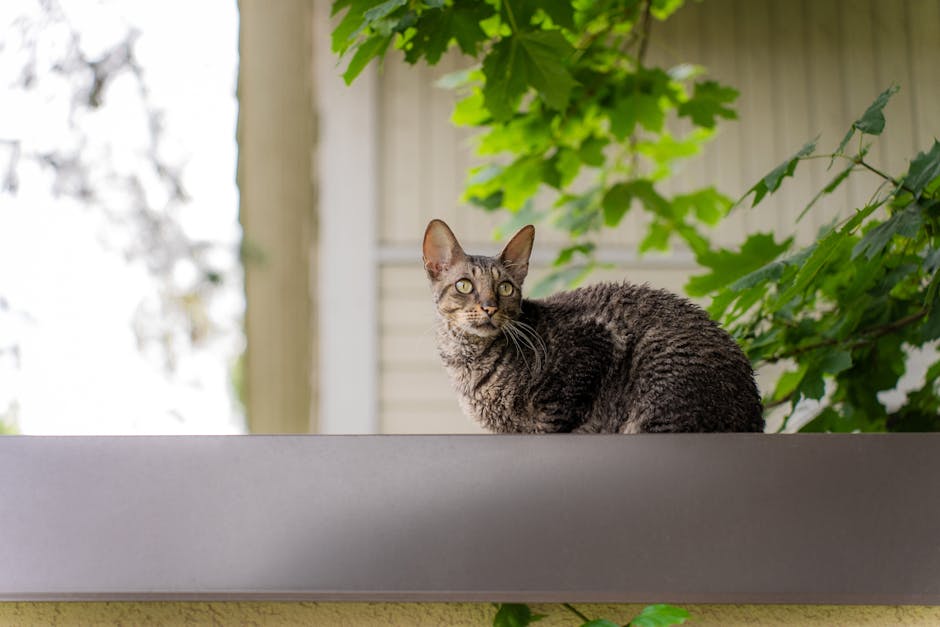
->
[324,0,940,434]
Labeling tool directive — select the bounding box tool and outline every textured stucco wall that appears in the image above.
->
[2,603,940,626]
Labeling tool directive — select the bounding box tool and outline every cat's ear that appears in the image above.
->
[423,219,466,280]
[499,224,534,284]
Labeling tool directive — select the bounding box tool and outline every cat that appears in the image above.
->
[422,219,764,433]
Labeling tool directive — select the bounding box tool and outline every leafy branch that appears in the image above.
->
[332,0,740,295]
[691,85,940,433]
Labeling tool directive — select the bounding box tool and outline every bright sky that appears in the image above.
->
[0,0,243,434]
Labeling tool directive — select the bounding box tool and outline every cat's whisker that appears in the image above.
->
[500,324,530,371]
[512,320,547,357]
[504,319,544,373]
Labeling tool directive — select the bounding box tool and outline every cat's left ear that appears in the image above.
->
[423,219,466,280]
[499,224,534,284]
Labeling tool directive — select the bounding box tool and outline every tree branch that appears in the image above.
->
[765,309,928,364]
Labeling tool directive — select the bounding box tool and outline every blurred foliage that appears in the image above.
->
[1,0,231,373]
[332,0,737,296]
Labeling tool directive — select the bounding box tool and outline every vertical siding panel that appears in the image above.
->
[735,0,776,196]
[699,0,747,246]
[671,0,707,195]
[769,0,816,243]
[906,0,940,153]
[839,0,883,213]
[427,53,460,232]
[805,0,851,234]
[380,56,423,245]
[870,1,917,177]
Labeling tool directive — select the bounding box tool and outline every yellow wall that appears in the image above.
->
[3,603,940,626]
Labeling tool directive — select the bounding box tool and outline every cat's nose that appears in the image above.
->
[480,304,497,317]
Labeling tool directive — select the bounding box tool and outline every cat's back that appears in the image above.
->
[526,281,763,433]
[531,280,715,334]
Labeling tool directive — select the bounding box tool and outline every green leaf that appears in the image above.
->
[554,242,595,266]
[728,257,787,291]
[554,188,603,236]
[798,368,826,401]
[450,0,495,55]
[639,220,671,252]
[517,30,578,110]
[452,89,489,126]
[818,349,853,375]
[672,188,731,226]
[773,366,807,405]
[687,233,792,296]
[637,130,710,180]
[608,96,637,140]
[832,126,855,159]
[331,0,380,54]
[500,155,545,209]
[774,228,851,306]
[602,183,635,226]
[579,136,608,167]
[853,84,899,136]
[635,94,666,132]
[629,604,690,627]
[482,38,528,122]
[602,180,668,227]
[799,159,858,220]
[799,407,844,433]
[404,9,452,64]
[650,0,686,20]
[482,30,577,121]
[342,34,391,84]
[582,621,620,627]
[544,148,582,189]
[833,85,899,158]
[402,2,491,62]
[493,603,546,627]
[537,0,577,29]
[902,140,940,200]
[610,94,664,139]
[921,295,940,341]
[362,0,406,23]
[852,204,924,260]
[677,80,739,129]
[742,140,816,207]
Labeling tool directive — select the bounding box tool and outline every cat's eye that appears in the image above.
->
[455,279,473,294]
[498,281,514,297]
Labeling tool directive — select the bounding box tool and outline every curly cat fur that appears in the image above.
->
[423,219,764,433]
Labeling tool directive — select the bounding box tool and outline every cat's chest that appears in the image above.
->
[446,352,531,430]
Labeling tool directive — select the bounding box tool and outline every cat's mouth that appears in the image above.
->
[462,316,502,337]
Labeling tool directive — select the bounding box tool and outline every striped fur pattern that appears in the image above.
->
[422,219,764,433]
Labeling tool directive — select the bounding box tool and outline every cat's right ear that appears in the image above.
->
[499,224,534,284]
[422,219,466,280]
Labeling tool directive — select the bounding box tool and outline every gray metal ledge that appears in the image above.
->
[1,434,939,603]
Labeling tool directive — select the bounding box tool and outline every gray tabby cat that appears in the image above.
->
[422,219,764,433]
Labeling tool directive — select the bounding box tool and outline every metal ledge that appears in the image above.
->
[1,434,938,603]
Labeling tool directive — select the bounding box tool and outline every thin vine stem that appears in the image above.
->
[562,603,592,623]
[800,152,916,196]
[764,308,928,364]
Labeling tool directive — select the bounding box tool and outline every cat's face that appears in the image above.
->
[422,220,534,338]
